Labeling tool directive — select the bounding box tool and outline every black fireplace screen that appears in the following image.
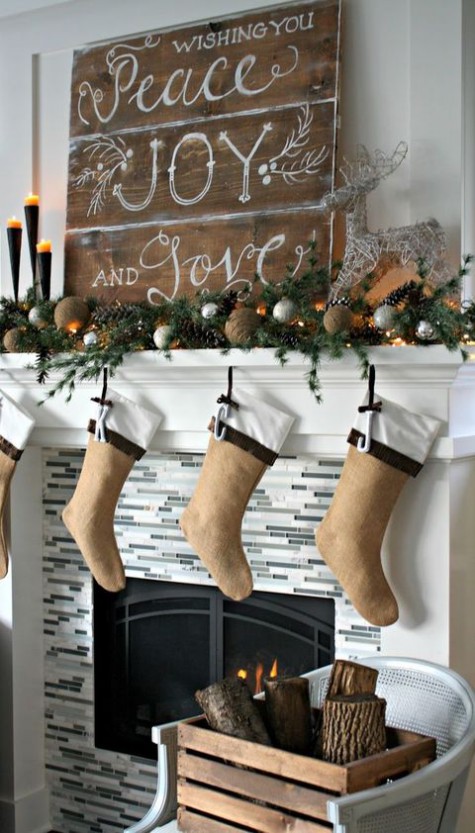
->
[93,579,334,759]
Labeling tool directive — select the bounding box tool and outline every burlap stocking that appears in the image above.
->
[62,390,161,592]
[316,392,441,626]
[0,391,35,579]
[180,386,294,601]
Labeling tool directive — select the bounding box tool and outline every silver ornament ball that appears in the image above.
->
[28,305,49,329]
[415,320,436,341]
[153,324,172,349]
[201,302,219,320]
[83,331,98,347]
[373,304,395,330]
[272,298,298,323]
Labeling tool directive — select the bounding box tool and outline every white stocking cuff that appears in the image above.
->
[219,387,294,458]
[353,392,441,466]
[0,389,35,451]
[91,389,161,451]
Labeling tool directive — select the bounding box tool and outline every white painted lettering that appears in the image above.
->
[92,269,109,287]
[203,32,217,49]
[82,47,300,121]
[110,268,123,285]
[143,229,311,301]
[300,12,315,31]
[220,123,272,202]
[253,22,267,39]
[216,29,231,48]
[268,17,287,36]
[172,35,198,53]
[126,267,139,285]
[168,133,215,205]
[113,138,160,211]
[142,231,181,301]
[285,16,299,34]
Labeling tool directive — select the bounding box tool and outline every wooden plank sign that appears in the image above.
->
[65,0,341,303]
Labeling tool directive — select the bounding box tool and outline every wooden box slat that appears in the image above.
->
[178,751,329,820]
[177,716,436,833]
[178,782,331,833]
[178,808,252,833]
[344,735,436,792]
[178,721,347,792]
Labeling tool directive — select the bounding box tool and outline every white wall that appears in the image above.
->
[0,0,471,300]
[0,1,473,831]
[0,0,76,16]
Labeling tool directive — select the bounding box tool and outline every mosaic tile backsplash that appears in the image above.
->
[43,448,380,833]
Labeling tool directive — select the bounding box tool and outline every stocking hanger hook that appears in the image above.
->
[214,366,239,442]
[91,366,113,443]
[357,364,382,453]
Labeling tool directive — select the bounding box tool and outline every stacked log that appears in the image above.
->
[195,660,387,765]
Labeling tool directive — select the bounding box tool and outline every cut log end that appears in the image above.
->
[264,675,313,754]
[195,677,272,746]
[321,694,387,764]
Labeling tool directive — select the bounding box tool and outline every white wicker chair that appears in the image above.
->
[125,656,475,833]
[302,657,475,833]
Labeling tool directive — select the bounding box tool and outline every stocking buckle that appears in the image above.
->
[95,402,111,442]
[214,402,229,442]
[357,364,382,453]
[357,409,375,453]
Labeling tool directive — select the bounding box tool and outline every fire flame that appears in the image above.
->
[236,659,278,695]
[255,662,264,694]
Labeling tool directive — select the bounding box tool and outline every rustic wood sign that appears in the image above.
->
[65,0,341,303]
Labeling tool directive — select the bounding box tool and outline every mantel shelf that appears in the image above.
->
[0,343,472,383]
[1,345,474,457]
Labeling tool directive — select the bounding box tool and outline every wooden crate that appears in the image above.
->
[177,715,436,833]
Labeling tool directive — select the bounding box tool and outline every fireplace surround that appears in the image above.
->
[93,579,335,759]
[1,346,475,833]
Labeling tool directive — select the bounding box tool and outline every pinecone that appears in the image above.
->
[382,280,419,307]
[350,322,383,345]
[92,302,143,326]
[217,291,239,317]
[179,319,225,348]
[280,329,302,348]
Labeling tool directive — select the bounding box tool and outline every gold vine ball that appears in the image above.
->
[3,327,26,353]
[54,297,91,332]
[323,305,353,335]
[224,308,261,343]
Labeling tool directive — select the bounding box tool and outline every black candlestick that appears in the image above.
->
[37,250,52,301]
[7,226,22,302]
[24,204,39,287]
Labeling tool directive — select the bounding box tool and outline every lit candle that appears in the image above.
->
[24,193,39,206]
[24,196,40,287]
[36,239,52,253]
[6,218,22,301]
[36,239,52,300]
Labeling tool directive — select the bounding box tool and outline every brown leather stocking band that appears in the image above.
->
[208,416,277,466]
[0,435,22,462]
[87,420,146,460]
[347,428,423,477]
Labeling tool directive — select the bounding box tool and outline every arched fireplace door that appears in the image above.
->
[93,579,335,759]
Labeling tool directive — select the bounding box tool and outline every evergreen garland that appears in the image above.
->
[0,247,473,402]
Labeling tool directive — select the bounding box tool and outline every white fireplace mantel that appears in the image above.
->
[1,344,475,833]
[1,344,475,454]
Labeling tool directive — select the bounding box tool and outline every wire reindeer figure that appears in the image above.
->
[320,141,451,301]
